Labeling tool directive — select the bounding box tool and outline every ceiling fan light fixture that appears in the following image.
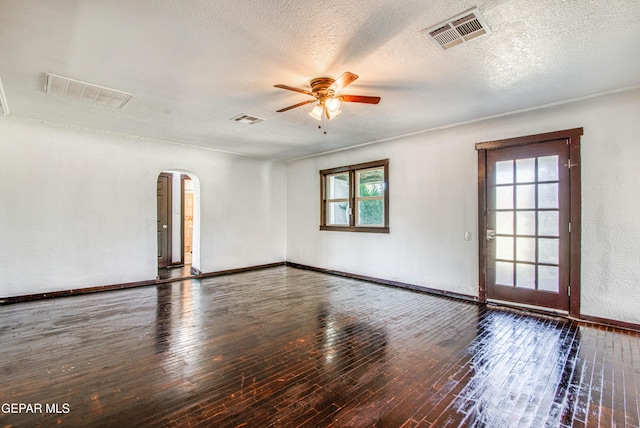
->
[325,97,341,119]
[309,104,323,121]
[326,106,341,120]
[326,97,341,113]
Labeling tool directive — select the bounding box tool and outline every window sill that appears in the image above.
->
[320,226,390,234]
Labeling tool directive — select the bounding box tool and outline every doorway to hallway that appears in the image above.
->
[156,171,201,280]
[183,175,194,266]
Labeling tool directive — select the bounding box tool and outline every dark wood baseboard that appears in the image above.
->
[285,262,479,303]
[198,262,285,279]
[0,262,286,305]
[576,314,640,334]
[0,279,159,305]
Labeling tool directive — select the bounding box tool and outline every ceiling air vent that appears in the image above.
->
[421,7,491,51]
[45,73,133,109]
[230,114,265,125]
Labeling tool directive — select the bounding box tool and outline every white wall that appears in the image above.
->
[287,88,640,325]
[0,118,287,297]
[2,89,639,325]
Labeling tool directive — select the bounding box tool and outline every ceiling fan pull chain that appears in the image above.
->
[321,113,327,134]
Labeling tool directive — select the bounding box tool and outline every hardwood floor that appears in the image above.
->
[158,264,193,280]
[0,266,638,427]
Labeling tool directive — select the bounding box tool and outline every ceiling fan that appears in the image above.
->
[274,72,380,121]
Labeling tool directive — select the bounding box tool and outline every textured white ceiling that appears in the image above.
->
[1,0,639,160]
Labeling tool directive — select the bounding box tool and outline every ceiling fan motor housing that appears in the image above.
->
[310,77,336,99]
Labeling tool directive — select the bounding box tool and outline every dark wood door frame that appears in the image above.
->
[476,128,583,317]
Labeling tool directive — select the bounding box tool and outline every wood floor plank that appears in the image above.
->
[622,332,640,427]
[0,266,638,427]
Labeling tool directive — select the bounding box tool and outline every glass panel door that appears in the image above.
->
[485,139,570,311]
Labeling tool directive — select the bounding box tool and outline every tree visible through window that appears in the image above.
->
[356,167,385,226]
[320,160,389,233]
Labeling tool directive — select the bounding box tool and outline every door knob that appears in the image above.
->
[163,225,168,229]
[486,229,496,241]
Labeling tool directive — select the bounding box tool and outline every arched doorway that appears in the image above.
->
[156,170,201,279]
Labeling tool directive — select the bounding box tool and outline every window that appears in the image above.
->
[320,159,389,233]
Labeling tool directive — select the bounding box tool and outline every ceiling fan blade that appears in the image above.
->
[276,99,316,112]
[328,72,358,93]
[274,84,314,96]
[339,94,381,104]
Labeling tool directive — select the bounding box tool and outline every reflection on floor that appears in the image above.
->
[0,266,638,427]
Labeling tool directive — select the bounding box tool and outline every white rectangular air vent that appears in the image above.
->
[45,73,133,109]
[230,114,265,125]
[421,7,491,51]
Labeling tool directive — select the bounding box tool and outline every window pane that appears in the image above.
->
[538,183,559,209]
[496,186,513,209]
[326,173,349,199]
[538,238,559,264]
[357,168,384,197]
[357,200,383,226]
[516,184,535,209]
[538,156,558,181]
[495,262,513,286]
[516,263,535,289]
[516,158,535,183]
[327,202,349,225]
[516,211,535,236]
[495,211,513,235]
[495,161,513,184]
[496,236,514,261]
[538,211,559,237]
[516,237,535,262]
[538,265,559,292]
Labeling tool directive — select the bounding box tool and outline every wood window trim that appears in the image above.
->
[476,127,582,317]
[320,159,389,233]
